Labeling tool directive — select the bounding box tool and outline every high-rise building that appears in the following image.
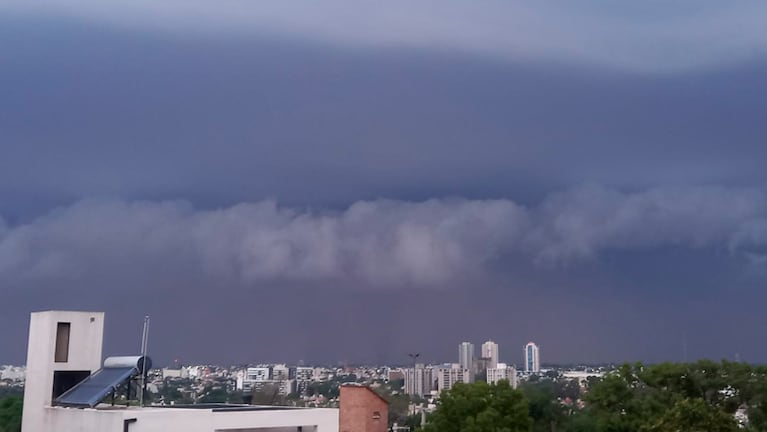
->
[524,342,540,373]
[246,366,271,381]
[481,341,499,369]
[271,364,290,381]
[458,342,475,377]
[295,366,315,395]
[404,364,434,397]
[436,364,471,392]
[295,366,314,382]
[474,357,491,377]
[487,363,518,388]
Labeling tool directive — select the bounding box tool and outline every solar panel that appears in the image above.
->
[54,366,137,407]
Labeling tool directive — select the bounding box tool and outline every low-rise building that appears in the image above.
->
[339,384,388,432]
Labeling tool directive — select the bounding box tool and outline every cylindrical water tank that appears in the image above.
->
[103,356,152,372]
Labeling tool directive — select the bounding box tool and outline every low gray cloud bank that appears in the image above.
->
[1,185,765,287]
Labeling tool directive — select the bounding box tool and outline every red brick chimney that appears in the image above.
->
[339,384,389,432]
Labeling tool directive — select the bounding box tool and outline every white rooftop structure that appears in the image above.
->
[21,310,338,432]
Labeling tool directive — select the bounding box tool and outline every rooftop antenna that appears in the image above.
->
[139,315,150,407]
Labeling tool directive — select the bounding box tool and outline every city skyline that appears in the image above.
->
[3,1,767,366]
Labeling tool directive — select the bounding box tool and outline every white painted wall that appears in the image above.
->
[22,311,105,432]
[125,407,338,432]
[37,406,337,432]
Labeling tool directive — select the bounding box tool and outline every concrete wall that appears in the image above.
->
[22,311,105,432]
[34,406,337,432]
[42,407,124,432]
[124,407,338,432]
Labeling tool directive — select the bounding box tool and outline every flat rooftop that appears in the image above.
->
[86,404,310,412]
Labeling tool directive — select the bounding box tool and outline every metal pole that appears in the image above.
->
[139,315,150,407]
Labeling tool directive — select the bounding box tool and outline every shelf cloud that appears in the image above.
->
[2,185,765,289]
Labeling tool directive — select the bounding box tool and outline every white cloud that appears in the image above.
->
[1,185,766,287]
[3,0,767,72]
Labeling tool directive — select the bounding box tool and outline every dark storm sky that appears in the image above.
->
[2,1,767,367]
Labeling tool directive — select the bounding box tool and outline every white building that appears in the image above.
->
[435,364,470,392]
[250,380,296,396]
[246,367,271,381]
[458,342,474,380]
[295,367,314,382]
[486,363,518,388]
[481,341,499,369]
[21,310,339,432]
[524,342,540,373]
[404,364,434,397]
[161,367,189,379]
[294,367,315,394]
[271,364,290,381]
[0,365,25,381]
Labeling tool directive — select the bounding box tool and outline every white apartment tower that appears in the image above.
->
[524,342,540,373]
[404,364,434,397]
[436,364,471,392]
[481,340,499,369]
[487,363,518,388]
[458,342,474,379]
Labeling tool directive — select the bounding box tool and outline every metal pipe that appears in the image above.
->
[123,418,137,432]
[139,315,150,406]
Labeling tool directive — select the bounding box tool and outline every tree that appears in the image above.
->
[0,396,22,432]
[582,361,767,432]
[382,392,412,426]
[421,380,531,432]
[643,398,739,432]
[521,380,569,432]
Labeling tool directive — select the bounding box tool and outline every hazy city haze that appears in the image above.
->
[1,1,767,366]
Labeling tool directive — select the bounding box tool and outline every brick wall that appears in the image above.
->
[339,385,389,432]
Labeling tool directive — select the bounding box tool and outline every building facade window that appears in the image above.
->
[55,322,71,363]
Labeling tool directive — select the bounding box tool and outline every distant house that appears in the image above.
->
[339,383,389,432]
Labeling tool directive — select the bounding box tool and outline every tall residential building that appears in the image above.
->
[272,364,290,381]
[458,342,475,377]
[524,342,540,373]
[481,340,499,369]
[295,366,315,382]
[487,363,518,388]
[295,366,315,395]
[404,364,434,397]
[436,364,471,392]
[246,366,271,381]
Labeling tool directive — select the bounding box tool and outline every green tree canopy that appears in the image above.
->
[582,360,767,432]
[0,396,22,432]
[422,380,531,432]
[643,398,739,432]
